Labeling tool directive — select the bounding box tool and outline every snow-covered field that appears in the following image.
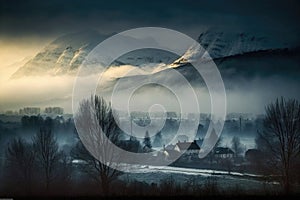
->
[119,165,279,192]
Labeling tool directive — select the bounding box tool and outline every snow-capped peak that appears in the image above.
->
[171,29,292,67]
[11,30,107,78]
[197,30,290,58]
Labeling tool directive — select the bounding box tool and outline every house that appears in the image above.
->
[160,140,202,161]
[176,135,189,142]
[157,144,179,161]
[214,147,234,159]
[163,149,181,161]
[175,140,201,156]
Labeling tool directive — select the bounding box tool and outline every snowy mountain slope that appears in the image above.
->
[10,29,297,79]
[198,30,293,58]
[116,49,178,66]
[11,30,108,78]
[4,29,300,115]
[97,48,300,101]
[10,32,178,78]
[172,29,294,66]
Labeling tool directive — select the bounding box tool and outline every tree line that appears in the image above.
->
[0,96,299,196]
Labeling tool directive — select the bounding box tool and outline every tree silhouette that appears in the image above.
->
[72,95,122,195]
[258,97,300,193]
[32,128,62,190]
[5,138,35,193]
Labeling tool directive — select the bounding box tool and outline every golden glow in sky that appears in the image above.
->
[0,37,50,70]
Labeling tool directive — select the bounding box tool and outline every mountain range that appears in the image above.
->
[3,29,300,115]
[10,29,297,79]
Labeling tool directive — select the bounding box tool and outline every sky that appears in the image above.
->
[0,0,300,114]
[1,1,300,39]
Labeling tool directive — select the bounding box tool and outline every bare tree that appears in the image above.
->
[32,128,62,190]
[5,138,35,192]
[231,136,242,158]
[72,95,122,194]
[258,97,300,193]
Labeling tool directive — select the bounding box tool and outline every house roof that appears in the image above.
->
[165,144,175,150]
[214,147,234,155]
[165,149,181,156]
[176,141,200,151]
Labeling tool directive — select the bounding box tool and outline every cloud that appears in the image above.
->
[0,75,75,112]
[1,60,300,115]
[1,0,299,39]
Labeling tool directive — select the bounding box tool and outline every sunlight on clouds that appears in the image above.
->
[0,64,170,113]
[0,75,75,112]
[0,38,50,69]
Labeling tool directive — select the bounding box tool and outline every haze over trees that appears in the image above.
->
[4,128,70,193]
[1,96,300,195]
